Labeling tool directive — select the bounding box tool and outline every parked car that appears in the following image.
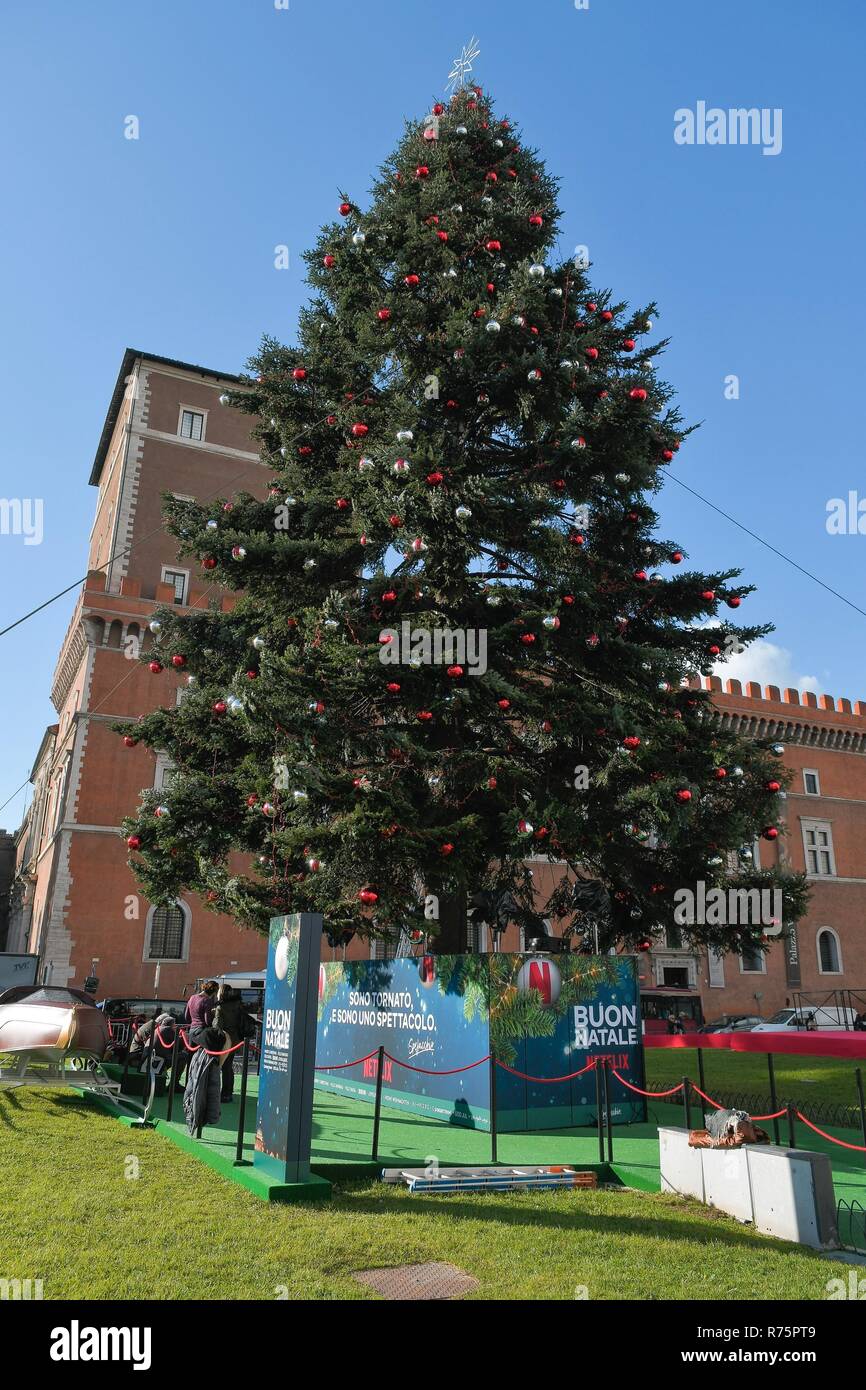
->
[698,1015,763,1033]
[751,1006,858,1033]
[0,985,111,1063]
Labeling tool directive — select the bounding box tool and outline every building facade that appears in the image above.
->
[638,677,866,1025]
[7,350,271,997]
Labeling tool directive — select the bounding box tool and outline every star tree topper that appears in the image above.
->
[446,36,481,94]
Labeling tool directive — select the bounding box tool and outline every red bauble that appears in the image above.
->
[446,665,464,678]
[623,338,635,351]
[562,594,575,605]
[486,239,501,251]
[709,644,721,657]
[766,780,781,793]
[416,710,433,722]
[433,103,444,115]
[623,736,641,749]
[148,661,162,674]
[497,698,511,710]
[415,165,429,178]
[633,570,648,582]
[587,302,598,312]
[351,422,368,437]
[339,202,351,215]
[404,274,420,286]
[246,794,258,807]
[358,889,378,905]
[126,835,141,850]
[336,497,350,510]
[662,449,674,461]
[585,347,599,360]
[246,670,257,680]
[377,308,392,321]
[671,551,683,564]
[426,471,444,486]
[542,720,553,732]
[388,514,402,528]
[762,826,779,840]
[323,254,335,268]
[212,700,227,715]
[487,777,497,789]
[727,596,741,609]
[529,214,543,226]
[123,735,136,748]
[440,843,455,856]
[715,767,727,779]
[520,633,536,645]
[386,682,401,693]
[382,590,397,603]
[570,533,585,547]
[485,171,498,183]
[629,388,648,401]
[600,309,613,321]
[701,590,716,602]
[676,789,692,802]
[171,654,186,668]
[292,367,307,380]
[436,230,449,242]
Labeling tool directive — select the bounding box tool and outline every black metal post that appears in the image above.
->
[371,1045,385,1163]
[165,1031,181,1123]
[143,1017,157,1091]
[786,1102,797,1149]
[856,1067,866,1168]
[234,1039,251,1165]
[120,1022,133,1095]
[489,1055,498,1164]
[697,1047,706,1100]
[767,1053,781,1146]
[601,1059,614,1162]
[682,1075,692,1130]
[595,1060,604,1162]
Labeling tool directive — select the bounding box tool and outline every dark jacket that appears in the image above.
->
[182,1028,223,1134]
[213,988,252,1043]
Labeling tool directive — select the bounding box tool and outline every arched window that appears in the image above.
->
[144,902,190,962]
[106,619,124,650]
[817,928,841,974]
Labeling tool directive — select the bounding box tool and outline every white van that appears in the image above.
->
[751,1005,857,1033]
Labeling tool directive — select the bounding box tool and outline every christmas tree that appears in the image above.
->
[118,74,807,957]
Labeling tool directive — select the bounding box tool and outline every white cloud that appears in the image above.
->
[712,639,819,694]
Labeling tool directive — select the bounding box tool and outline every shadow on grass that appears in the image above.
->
[329,1184,825,1263]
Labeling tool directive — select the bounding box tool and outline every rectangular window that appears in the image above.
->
[146,905,186,961]
[802,820,835,876]
[739,945,766,974]
[161,567,188,605]
[179,409,204,441]
[803,769,820,796]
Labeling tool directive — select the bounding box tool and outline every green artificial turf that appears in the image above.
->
[1,1085,863,1301]
[645,1047,865,1116]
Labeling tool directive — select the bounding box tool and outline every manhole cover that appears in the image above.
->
[353,1261,479,1300]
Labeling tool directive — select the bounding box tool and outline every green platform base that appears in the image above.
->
[76,1074,866,1209]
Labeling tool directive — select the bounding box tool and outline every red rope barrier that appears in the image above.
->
[495,1058,597,1084]
[752,1108,788,1122]
[384,1051,491,1076]
[314,1050,380,1071]
[690,1083,723,1110]
[611,1068,684,1098]
[795,1111,866,1151]
[180,1028,245,1057]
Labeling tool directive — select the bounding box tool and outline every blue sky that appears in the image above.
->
[1,0,865,827]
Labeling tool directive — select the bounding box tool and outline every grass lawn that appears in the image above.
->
[0,1086,858,1301]
[645,1048,864,1116]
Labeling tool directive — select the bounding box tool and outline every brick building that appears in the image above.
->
[637,677,866,1026]
[6,350,271,996]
